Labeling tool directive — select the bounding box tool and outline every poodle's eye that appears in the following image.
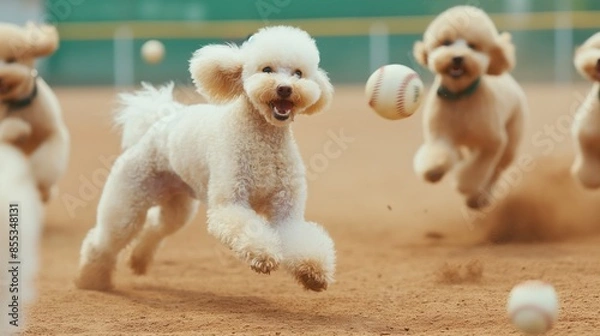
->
[262,66,273,73]
[6,57,16,64]
[294,70,302,78]
[442,39,452,46]
[467,43,478,50]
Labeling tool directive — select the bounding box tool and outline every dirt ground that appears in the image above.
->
[20,84,600,335]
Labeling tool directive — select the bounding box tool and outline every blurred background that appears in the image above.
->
[2,0,600,87]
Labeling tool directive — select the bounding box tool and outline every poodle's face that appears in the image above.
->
[413,6,515,87]
[241,31,326,126]
[242,65,313,126]
[189,26,333,127]
[427,36,491,86]
[0,23,58,102]
[574,32,600,82]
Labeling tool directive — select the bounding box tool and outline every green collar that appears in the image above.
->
[4,71,39,113]
[437,77,481,101]
[6,82,37,111]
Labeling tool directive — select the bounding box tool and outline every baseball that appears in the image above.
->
[507,280,559,335]
[365,64,424,120]
[141,39,165,64]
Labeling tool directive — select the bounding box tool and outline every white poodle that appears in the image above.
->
[412,6,528,209]
[571,32,600,188]
[75,25,336,292]
[0,118,44,334]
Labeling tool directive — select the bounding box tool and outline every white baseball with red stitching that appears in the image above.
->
[507,280,559,334]
[365,64,424,120]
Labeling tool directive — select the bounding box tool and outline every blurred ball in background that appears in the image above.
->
[141,39,165,65]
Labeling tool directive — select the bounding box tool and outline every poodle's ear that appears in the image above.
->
[573,44,593,79]
[16,22,59,58]
[413,40,428,67]
[189,44,244,103]
[487,32,515,75]
[303,68,334,115]
[573,45,584,68]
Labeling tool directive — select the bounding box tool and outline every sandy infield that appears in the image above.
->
[21,84,600,335]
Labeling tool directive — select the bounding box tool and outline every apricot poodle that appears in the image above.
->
[571,32,600,188]
[0,21,70,203]
[75,26,336,292]
[412,6,528,209]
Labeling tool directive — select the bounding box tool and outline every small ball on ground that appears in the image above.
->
[507,280,559,335]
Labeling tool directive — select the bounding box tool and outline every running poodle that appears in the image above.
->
[0,21,70,203]
[571,32,600,189]
[412,6,528,209]
[75,26,336,292]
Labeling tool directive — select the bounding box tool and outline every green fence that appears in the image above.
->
[43,0,600,85]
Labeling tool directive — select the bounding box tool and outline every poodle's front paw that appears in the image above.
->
[207,205,283,274]
[277,220,336,291]
[413,143,457,184]
[292,260,332,292]
[572,159,600,189]
[466,192,491,210]
[39,185,58,203]
[424,167,447,183]
[0,117,31,143]
[245,251,280,274]
[232,227,282,274]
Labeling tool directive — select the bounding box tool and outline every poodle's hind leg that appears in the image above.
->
[413,139,460,183]
[128,193,199,275]
[74,152,154,291]
[207,205,282,274]
[277,221,335,292]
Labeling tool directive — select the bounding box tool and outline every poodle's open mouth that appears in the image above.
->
[269,99,294,121]
[448,64,466,78]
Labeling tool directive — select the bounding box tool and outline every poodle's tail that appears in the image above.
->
[114,81,184,150]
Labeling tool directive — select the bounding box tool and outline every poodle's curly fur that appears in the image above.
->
[75,26,336,292]
[412,6,528,209]
[0,118,43,333]
[0,22,70,203]
[571,32,600,188]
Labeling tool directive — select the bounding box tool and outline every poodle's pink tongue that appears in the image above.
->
[449,65,464,77]
[272,100,293,115]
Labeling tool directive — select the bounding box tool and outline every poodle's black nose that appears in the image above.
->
[277,85,292,98]
[452,56,464,65]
